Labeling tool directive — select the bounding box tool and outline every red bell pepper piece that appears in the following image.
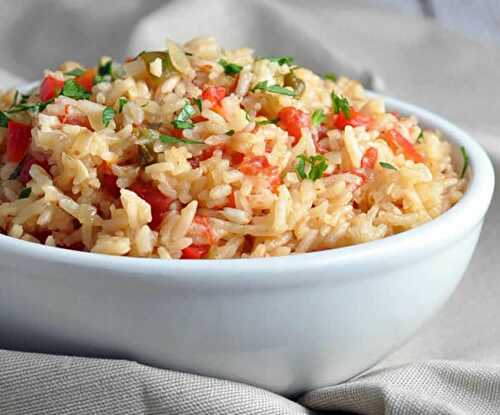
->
[278,106,311,145]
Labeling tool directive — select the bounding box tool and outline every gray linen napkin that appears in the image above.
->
[3,350,500,415]
[1,1,500,414]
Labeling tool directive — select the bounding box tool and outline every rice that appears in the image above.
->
[0,36,467,259]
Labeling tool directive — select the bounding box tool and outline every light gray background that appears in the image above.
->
[0,0,499,389]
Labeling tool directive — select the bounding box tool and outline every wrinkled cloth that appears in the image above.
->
[0,1,499,414]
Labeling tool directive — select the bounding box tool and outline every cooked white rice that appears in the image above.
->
[0,36,466,259]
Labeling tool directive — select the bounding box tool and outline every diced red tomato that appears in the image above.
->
[278,106,311,145]
[75,68,96,92]
[158,125,184,138]
[181,244,210,259]
[360,147,378,170]
[191,114,206,123]
[32,229,51,244]
[18,156,49,184]
[226,192,236,208]
[229,151,244,166]
[383,129,425,163]
[97,163,120,198]
[40,76,64,102]
[129,181,173,229]
[201,86,227,104]
[328,109,372,130]
[6,120,31,163]
[239,155,270,176]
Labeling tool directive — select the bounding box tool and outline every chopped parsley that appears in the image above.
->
[226,129,235,136]
[102,107,115,127]
[256,118,278,126]
[416,130,424,144]
[311,109,326,127]
[379,161,398,171]
[252,80,296,96]
[324,73,337,82]
[159,134,204,145]
[331,92,350,118]
[295,154,328,181]
[62,79,90,100]
[7,101,52,114]
[141,127,204,146]
[172,102,196,130]
[266,56,294,66]
[0,111,8,128]
[64,68,86,77]
[460,146,468,179]
[19,187,32,199]
[193,97,202,112]
[20,94,30,104]
[218,59,242,75]
[118,97,128,113]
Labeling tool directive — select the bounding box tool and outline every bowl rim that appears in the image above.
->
[0,91,495,283]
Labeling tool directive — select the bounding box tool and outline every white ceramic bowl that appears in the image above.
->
[0,94,494,396]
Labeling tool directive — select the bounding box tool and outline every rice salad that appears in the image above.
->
[0,37,467,259]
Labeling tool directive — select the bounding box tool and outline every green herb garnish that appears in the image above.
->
[218,59,242,75]
[62,79,90,100]
[460,146,468,179]
[267,56,294,66]
[256,118,278,126]
[159,134,204,145]
[416,130,424,144]
[193,98,202,112]
[331,92,350,118]
[118,97,128,113]
[172,102,196,129]
[64,68,86,77]
[0,111,8,128]
[295,154,328,181]
[102,107,115,127]
[311,109,326,127]
[7,101,52,114]
[379,161,398,171]
[324,73,337,82]
[226,129,235,136]
[19,187,32,199]
[252,81,296,97]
